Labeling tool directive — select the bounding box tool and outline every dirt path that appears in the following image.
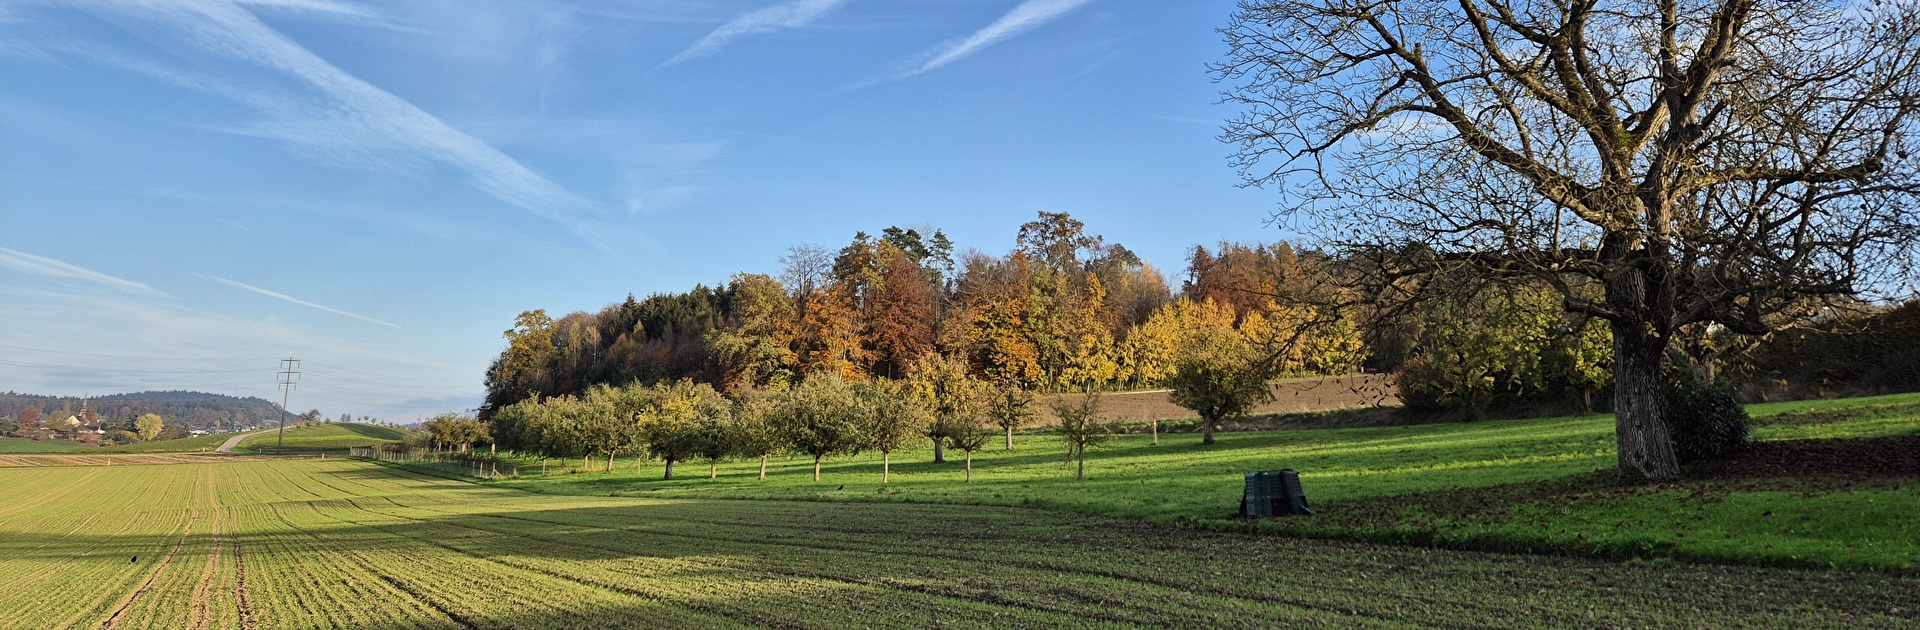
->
[215,430,272,454]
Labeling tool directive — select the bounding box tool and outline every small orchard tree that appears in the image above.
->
[855,379,927,483]
[727,389,785,480]
[983,379,1036,450]
[579,385,644,472]
[693,408,733,480]
[532,395,591,469]
[775,373,863,482]
[642,380,729,481]
[1053,391,1113,481]
[947,417,993,483]
[1168,328,1276,445]
[907,354,983,463]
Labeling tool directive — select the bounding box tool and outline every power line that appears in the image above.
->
[276,358,299,453]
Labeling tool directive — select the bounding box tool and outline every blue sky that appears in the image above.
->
[0,0,1290,420]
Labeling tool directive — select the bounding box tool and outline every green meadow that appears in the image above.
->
[485,393,1920,571]
[232,422,410,454]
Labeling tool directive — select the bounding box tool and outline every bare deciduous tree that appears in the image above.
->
[1216,0,1920,480]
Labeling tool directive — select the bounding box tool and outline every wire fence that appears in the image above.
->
[350,445,517,479]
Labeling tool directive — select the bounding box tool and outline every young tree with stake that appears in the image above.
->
[983,379,1036,450]
[1053,391,1113,481]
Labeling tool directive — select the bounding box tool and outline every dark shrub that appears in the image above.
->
[1664,374,1749,464]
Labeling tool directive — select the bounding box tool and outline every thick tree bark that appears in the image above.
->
[1609,317,1682,482]
[1202,418,1217,445]
[813,456,822,482]
[663,458,676,481]
[932,437,946,463]
[709,461,716,479]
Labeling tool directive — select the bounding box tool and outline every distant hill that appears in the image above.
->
[0,390,281,432]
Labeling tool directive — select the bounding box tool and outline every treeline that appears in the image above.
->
[478,355,1081,481]
[0,390,282,432]
[480,211,1920,423]
[482,212,1365,415]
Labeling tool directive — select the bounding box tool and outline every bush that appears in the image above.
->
[1664,374,1749,464]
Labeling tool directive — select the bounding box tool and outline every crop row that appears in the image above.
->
[3,460,1918,628]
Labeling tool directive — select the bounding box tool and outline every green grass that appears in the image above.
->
[485,393,1920,572]
[0,438,92,453]
[0,459,1913,628]
[95,432,235,453]
[234,422,409,454]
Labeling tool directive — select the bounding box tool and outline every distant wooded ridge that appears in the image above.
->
[0,390,281,431]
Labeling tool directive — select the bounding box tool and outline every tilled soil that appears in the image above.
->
[1694,436,1920,479]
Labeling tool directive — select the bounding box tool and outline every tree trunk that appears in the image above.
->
[932,437,946,463]
[1202,418,1217,445]
[1610,317,1682,482]
[607,451,615,472]
[965,452,973,483]
[1152,420,1159,445]
[1075,455,1085,481]
[663,458,676,480]
[1005,425,1014,450]
[709,460,717,479]
[813,456,822,482]
[883,451,891,483]
[759,455,768,480]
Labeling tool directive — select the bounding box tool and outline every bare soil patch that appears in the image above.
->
[1693,436,1920,480]
[1037,372,1397,425]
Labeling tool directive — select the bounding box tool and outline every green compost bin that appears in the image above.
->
[1241,469,1312,517]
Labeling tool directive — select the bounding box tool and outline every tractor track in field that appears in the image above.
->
[329,462,1460,627]
[310,497,828,629]
[99,508,199,629]
[228,524,256,630]
[346,492,1443,629]
[256,499,476,629]
[366,571,481,630]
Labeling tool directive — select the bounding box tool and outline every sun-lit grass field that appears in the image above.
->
[492,393,1920,571]
[233,422,409,454]
[0,459,1913,628]
[0,438,94,454]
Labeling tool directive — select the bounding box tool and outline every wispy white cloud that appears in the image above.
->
[0,247,166,297]
[660,0,852,68]
[196,273,402,329]
[901,0,1094,79]
[233,0,377,20]
[45,0,593,229]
